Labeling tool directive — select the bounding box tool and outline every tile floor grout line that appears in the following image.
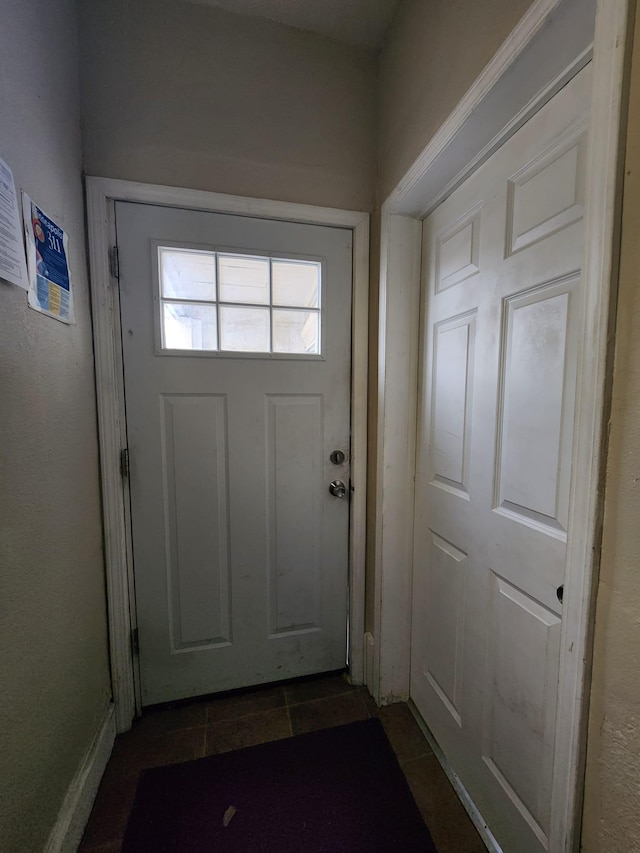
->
[359,690,372,718]
[400,750,435,765]
[285,689,355,709]
[142,722,207,736]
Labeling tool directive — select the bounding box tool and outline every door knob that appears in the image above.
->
[329,480,347,498]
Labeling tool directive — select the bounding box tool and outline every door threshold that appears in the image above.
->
[141,668,350,715]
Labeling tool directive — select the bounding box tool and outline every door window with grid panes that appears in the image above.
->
[158,247,322,355]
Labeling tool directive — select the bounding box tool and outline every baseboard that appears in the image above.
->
[407,699,503,853]
[45,703,116,853]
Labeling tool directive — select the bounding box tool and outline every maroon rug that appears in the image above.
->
[122,718,436,852]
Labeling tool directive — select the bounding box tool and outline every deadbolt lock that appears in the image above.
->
[330,450,346,465]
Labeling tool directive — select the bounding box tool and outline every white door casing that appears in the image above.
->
[411,67,590,853]
[116,202,354,704]
[87,179,368,732]
[372,0,598,709]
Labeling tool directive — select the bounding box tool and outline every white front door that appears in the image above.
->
[411,66,590,852]
[116,202,353,705]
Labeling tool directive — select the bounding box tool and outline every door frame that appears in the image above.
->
[371,0,633,850]
[85,177,369,732]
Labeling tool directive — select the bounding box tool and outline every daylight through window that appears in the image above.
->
[159,248,321,355]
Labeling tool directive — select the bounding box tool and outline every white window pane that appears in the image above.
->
[159,248,216,301]
[162,303,218,350]
[219,255,269,304]
[273,309,320,354]
[220,306,270,352]
[272,260,320,308]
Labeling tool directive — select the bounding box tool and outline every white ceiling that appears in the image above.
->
[185,0,400,49]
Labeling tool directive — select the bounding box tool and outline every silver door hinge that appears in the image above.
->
[120,447,129,479]
[131,626,139,656]
[109,245,120,280]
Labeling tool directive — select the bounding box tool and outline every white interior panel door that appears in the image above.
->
[116,203,352,705]
[411,65,590,853]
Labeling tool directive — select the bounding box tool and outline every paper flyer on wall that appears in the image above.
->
[22,192,75,324]
[0,156,29,289]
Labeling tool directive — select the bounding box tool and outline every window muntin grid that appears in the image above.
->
[158,247,322,355]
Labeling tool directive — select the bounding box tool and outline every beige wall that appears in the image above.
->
[78,0,377,211]
[0,0,111,849]
[582,10,640,852]
[378,0,535,200]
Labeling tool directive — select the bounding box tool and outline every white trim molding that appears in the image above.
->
[372,211,422,704]
[392,0,596,219]
[86,178,369,730]
[373,0,632,850]
[550,1,634,849]
[45,704,116,853]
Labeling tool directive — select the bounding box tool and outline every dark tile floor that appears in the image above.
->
[79,673,485,852]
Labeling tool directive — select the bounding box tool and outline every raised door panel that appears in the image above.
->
[495,276,580,537]
[161,394,231,650]
[436,206,481,292]
[266,395,323,637]
[506,129,586,256]
[430,313,477,497]
[482,575,561,846]
[422,532,467,725]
